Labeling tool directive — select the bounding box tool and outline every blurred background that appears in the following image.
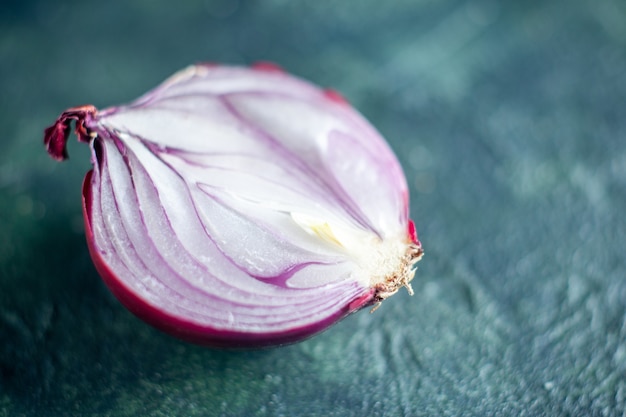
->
[1,0,626,415]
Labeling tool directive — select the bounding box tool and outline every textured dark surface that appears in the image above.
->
[2,0,626,416]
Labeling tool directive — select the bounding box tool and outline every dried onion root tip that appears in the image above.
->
[370,242,424,313]
[43,63,424,348]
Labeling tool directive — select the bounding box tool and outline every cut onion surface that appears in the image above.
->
[44,63,423,348]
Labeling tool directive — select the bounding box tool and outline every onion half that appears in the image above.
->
[44,63,423,348]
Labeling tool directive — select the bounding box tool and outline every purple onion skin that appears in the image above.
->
[44,63,423,348]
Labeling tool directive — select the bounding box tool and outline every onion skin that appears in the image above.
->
[45,63,423,348]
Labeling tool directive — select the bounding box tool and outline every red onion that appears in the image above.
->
[44,63,423,348]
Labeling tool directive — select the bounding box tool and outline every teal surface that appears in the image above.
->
[2,1,626,415]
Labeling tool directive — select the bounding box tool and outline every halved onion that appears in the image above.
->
[44,63,423,348]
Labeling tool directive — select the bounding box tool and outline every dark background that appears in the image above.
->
[1,0,626,415]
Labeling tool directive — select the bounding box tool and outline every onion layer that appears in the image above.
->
[44,63,423,347]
